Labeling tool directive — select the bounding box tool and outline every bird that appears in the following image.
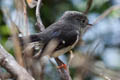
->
[20,11,91,59]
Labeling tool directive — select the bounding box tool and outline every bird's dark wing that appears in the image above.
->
[38,29,80,58]
[55,30,80,50]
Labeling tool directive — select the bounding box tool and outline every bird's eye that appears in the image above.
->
[81,19,86,23]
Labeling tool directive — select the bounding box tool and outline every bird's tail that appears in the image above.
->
[19,33,42,46]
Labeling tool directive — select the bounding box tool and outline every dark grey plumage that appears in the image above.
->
[21,11,90,58]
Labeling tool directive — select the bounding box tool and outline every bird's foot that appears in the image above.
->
[57,64,67,70]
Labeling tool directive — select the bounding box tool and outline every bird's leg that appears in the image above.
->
[55,57,72,80]
[57,63,67,70]
[55,57,67,70]
[55,50,74,70]
[68,50,74,66]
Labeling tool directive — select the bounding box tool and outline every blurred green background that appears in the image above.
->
[0,0,120,80]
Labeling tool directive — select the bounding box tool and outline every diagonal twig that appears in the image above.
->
[93,5,120,25]
[2,9,24,67]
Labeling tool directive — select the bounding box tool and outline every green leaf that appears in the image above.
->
[0,25,11,35]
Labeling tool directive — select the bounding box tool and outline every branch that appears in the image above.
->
[10,21,25,67]
[0,44,34,80]
[93,5,120,25]
[0,71,12,79]
[36,0,45,31]
[84,0,93,14]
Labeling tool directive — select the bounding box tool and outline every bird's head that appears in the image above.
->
[61,11,91,30]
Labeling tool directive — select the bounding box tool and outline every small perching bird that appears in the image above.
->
[20,11,91,59]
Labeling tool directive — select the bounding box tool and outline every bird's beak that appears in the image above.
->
[81,23,93,34]
[87,23,93,27]
[86,23,93,29]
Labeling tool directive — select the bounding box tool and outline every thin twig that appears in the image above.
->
[36,0,45,31]
[86,39,101,57]
[23,0,30,35]
[0,44,34,80]
[84,0,93,14]
[93,5,120,25]
[68,50,74,67]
